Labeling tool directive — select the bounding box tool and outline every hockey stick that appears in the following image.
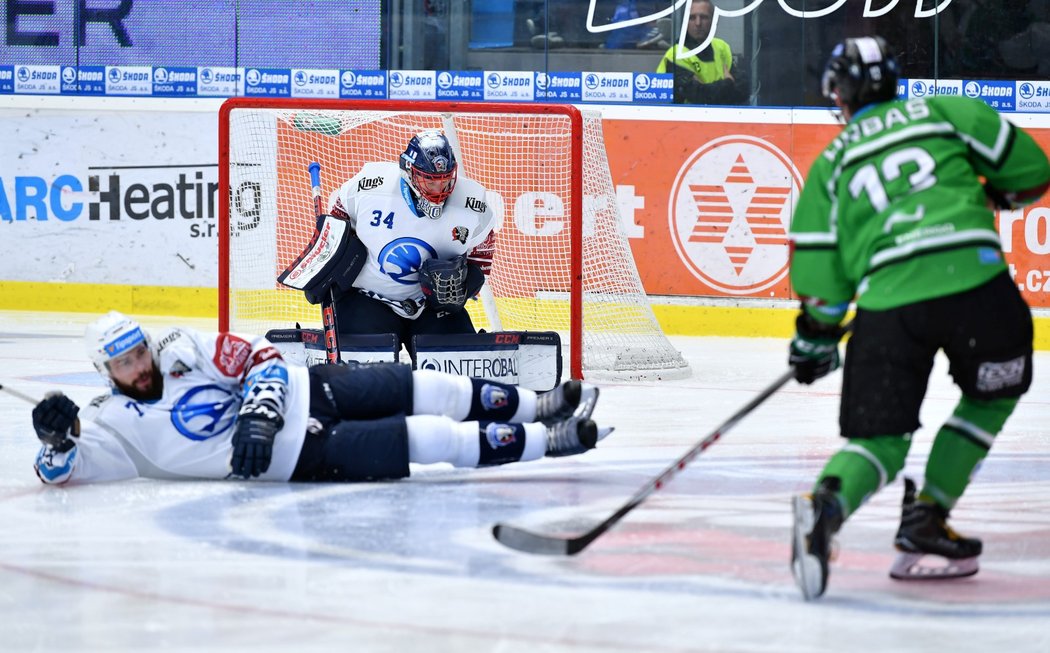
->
[1,383,83,439]
[494,321,853,555]
[307,162,342,365]
[492,367,796,555]
[0,382,38,405]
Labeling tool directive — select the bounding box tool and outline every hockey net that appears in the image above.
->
[218,98,689,381]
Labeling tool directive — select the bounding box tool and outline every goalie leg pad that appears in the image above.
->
[412,332,562,392]
[266,328,399,366]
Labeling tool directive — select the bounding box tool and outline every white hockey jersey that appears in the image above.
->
[332,162,495,318]
[34,328,310,485]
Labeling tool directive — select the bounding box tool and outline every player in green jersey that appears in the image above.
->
[786,36,1050,600]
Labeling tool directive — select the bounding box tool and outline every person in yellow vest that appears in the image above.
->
[657,0,744,104]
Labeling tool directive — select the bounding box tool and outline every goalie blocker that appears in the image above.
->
[264,329,562,391]
[277,214,367,305]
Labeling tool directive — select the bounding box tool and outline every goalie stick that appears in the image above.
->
[493,367,796,556]
[308,162,342,365]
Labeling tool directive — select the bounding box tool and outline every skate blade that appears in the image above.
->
[790,495,825,601]
[889,552,979,580]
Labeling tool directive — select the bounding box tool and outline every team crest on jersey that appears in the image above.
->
[465,197,486,213]
[480,383,509,410]
[171,384,239,441]
[484,423,518,449]
[378,237,438,285]
[452,226,469,244]
[214,334,252,376]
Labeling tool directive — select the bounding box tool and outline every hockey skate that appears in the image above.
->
[536,380,599,426]
[544,414,613,458]
[889,478,981,580]
[791,477,844,601]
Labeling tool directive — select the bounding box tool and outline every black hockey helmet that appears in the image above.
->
[821,36,899,113]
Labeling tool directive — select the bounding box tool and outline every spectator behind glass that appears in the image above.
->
[423,0,449,69]
[526,0,605,49]
[604,0,669,50]
[656,0,745,104]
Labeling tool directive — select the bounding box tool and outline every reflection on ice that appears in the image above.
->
[1,312,1048,651]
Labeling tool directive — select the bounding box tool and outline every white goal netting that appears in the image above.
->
[220,100,689,380]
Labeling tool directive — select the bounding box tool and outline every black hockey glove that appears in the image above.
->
[32,393,80,453]
[230,403,284,478]
[789,310,847,384]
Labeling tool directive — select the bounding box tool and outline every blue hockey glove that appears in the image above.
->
[789,311,847,384]
[32,393,80,453]
[230,403,284,478]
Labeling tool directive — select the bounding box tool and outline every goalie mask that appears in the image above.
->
[821,36,899,115]
[400,130,457,219]
[84,311,154,385]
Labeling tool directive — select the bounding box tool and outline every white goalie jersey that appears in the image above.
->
[331,162,495,318]
[34,328,311,485]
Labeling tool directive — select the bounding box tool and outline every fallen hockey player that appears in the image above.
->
[31,311,612,485]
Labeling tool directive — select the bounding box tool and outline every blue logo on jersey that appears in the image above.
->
[399,178,423,217]
[977,247,1002,265]
[171,384,239,441]
[377,237,438,285]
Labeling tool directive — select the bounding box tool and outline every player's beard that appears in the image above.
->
[114,364,164,402]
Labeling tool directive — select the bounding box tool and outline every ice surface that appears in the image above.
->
[1,311,1048,652]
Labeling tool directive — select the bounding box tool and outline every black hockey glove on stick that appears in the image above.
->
[31,392,80,453]
[789,310,847,384]
[230,403,284,478]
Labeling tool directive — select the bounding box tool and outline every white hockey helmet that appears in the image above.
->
[84,311,152,378]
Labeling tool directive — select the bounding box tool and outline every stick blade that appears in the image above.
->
[491,523,581,556]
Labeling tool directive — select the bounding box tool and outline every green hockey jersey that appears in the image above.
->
[789,95,1050,323]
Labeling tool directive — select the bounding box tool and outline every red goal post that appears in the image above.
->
[218,98,689,381]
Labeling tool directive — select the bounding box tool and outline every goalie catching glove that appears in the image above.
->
[419,255,485,313]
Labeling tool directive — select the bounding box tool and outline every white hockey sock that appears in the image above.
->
[412,370,473,419]
[520,422,546,462]
[411,370,538,422]
[406,415,479,467]
[515,390,538,423]
[405,416,547,467]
